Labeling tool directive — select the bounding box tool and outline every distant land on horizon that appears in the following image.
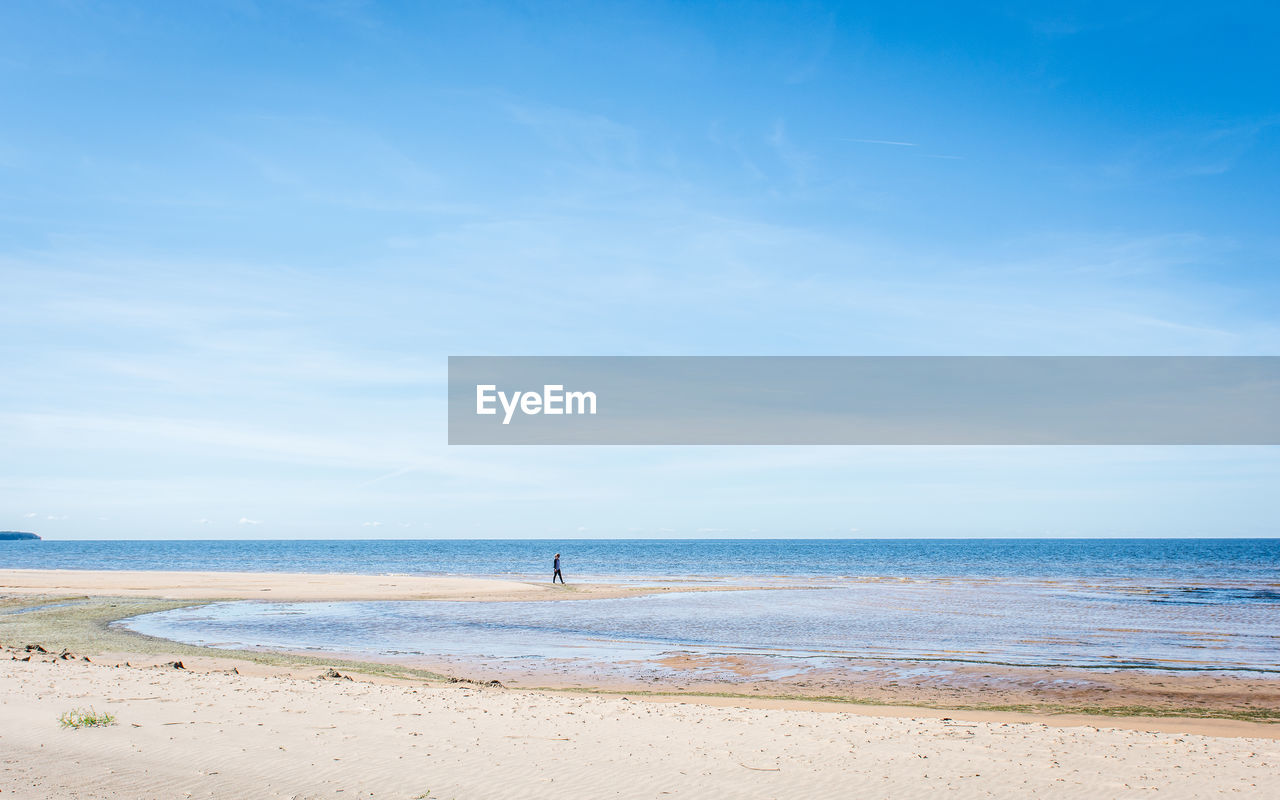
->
[0,531,40,540]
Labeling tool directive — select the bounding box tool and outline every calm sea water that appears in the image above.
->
[3,538,1279,583]
[121,580,1280,673]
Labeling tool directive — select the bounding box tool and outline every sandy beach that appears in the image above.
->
[0,568,734,602]
[3,648,1278,799]
[3,569,1279,798]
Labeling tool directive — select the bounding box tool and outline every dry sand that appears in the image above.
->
[2,653,1277,799]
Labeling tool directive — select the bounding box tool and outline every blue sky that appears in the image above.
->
[2,1,1278,539]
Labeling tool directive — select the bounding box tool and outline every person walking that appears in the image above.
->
[552,552,565,584]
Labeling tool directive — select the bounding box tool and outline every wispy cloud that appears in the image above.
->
[842,138,918,147]
[506,101,639,169]
[357,464,421,489]
[784,13,836,84]
[1087,115,1280,185]
[237,517,261,525]
[767,119,812,186]
[841,137,965,161]
[0,411,545,485]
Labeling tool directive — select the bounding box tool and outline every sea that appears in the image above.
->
[4,539,1278,676]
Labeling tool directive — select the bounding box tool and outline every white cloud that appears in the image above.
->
[362,521,382,527]
[238,517,262,525]
[197,518,213,525]
[24,512,37,518]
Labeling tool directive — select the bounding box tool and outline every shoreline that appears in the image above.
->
[2,570,1279,730]
[4,581,1280,797]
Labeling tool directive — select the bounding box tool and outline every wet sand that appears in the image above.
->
[356,648,1280,722]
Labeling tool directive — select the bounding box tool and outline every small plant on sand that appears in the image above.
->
[59,707,116,729]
